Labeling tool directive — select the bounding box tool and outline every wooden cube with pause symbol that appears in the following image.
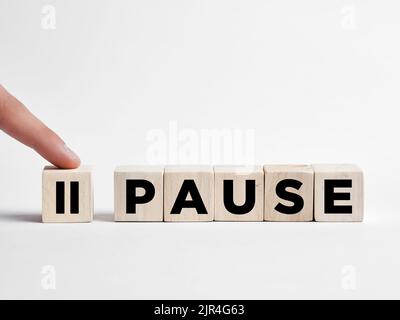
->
[42,166,93,223]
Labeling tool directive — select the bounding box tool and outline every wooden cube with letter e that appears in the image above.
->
[313,164,364,222]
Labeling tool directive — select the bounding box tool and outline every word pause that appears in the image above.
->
[42,164,364,223]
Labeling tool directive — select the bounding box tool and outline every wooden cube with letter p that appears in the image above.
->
[264,165,314,221]
[114,166,164,221]
[42,166,93,223]
[214,166,264,221]
[164,166,214,222]
[313,164,364,222]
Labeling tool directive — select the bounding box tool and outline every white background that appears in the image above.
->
[0,0,399,299]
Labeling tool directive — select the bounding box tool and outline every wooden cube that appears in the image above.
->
[42,166,93,223]
[114,166,164,222]
[214,166,264,221]
[264,165,314,221]
[164,166,214,222]
[313,164,364,222]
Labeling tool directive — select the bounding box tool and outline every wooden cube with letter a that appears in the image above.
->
[114,166,164,222]
[264,165,314,221]
[42,166,93,223]
[214,166,264,221]
[313,164,364,222]
[164,166,214,222]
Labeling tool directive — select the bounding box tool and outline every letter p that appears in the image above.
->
[126,180,156,214]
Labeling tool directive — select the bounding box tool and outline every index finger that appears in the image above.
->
[0,85,81,169]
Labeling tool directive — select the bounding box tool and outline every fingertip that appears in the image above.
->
[55,144,81,169]
[36,138,82,169]
[56,157,81,170]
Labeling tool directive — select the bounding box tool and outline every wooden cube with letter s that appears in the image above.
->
[264,165,314,221]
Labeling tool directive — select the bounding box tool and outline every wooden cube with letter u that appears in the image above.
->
[164,166,214,222]
[42,166,93,223]
[214,166,264,221]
